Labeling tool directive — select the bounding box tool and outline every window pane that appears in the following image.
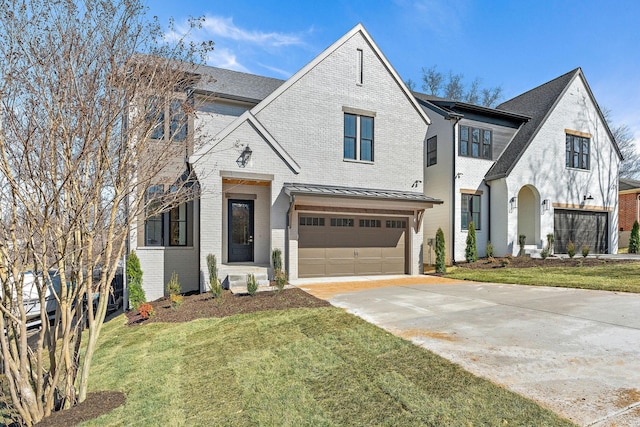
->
[460,126,468,156]
[361,116,373,139]
[471,129,480,157]
[482,130,491,159]
[145,216,163,246]
[170,99,187,142]
[360,139,372,161]
[169,203,187,246]
[344,114,356,159]
[146,96,164,140]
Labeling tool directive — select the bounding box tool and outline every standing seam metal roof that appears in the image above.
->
[283,183,442,204]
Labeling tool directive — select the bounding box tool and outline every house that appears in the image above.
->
[421,68,621,262]
[618,178,640,247]
[130,24,621,300]
[132,24,441,300]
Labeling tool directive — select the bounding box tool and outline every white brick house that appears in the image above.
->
[131,25,621,300]
[421,68,621,263]
[133,24,441,299]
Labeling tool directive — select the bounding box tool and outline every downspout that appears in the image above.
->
[451,115,462,264]
[486,180,491,248]
[285,194,296,274]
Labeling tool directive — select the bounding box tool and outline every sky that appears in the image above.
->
[149,0,640,147]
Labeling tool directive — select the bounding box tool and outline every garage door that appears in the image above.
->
[554,210,608,254]
[298,215,407,278]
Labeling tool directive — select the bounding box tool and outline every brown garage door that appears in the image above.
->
[298,215,407,278]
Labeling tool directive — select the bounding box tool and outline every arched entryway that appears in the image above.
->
[517,185,540,246]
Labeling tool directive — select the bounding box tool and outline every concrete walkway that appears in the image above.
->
[297,277,640,427]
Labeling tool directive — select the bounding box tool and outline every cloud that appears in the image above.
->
[395,0,468,36]
[256,62,292,79]
[206,48,249,73]
[201,16,304,47]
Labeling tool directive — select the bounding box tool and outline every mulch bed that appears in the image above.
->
[32,287,330,426]
[455,255,637,270]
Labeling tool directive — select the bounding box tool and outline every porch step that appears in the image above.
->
[524,245,542,258]
[219,264,271,294]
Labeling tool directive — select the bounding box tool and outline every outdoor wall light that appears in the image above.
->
[236,145,252,168]
[542,199,550,211]
[583,193,594,201]
[509,196,518,212]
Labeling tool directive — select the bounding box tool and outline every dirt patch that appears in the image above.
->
[299,276,463,300]
[613,388,640,408]
[34,391,126,427]
[125,287,330,325]
[451,256,637,270]
[397,328,459,342]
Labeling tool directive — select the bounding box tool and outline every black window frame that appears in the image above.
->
[565,133,590,170]
[169,203,188,246]
[146,96,188,143]
[144,185,165,246]
[427,135,437,167]
[461,194,481,230]
[459,125,492,160]
[343,113,375,162]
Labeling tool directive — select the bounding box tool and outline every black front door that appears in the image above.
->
[228,199,254,262]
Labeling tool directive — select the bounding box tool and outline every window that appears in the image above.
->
[344,113,374,161]
[359,219,381,228]
[427,136,437,167]
[461,194,481,230]
[459,125,491,159]
[386,220,407,229]
[356,49,364,84]
[144,185,191,246]
[169,204,187,246]
[300,217,325,226]
[144,185,164,246]
[566,133,590,169]
[330,218,354,227]
[146,96,188,142]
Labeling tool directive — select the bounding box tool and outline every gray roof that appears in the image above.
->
[412,92,531,122]
[192,65,284,103]
[283,183,442,204]
[485,68,580,180]
[620,178,640,191]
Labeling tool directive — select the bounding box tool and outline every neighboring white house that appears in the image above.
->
[130,25,621,300]
[421,68,621,263]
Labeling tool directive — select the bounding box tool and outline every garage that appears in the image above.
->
[298,215,408,278]
[554,209,608,254]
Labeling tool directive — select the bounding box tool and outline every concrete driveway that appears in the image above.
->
[296,276,640,427]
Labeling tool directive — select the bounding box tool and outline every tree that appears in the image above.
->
[465,222,478,263]
[602,107,640,179]
[0,1,212,424]
[435,228,446,273]
[420,65,503,107]
[630,220,640,254]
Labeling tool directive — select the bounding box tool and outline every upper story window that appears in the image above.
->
[427,136,437,167]
[459,125,491,159]
[461,193,481,230]
[146,96,188,142]
[565,133,590,170]
[344,113,374,162]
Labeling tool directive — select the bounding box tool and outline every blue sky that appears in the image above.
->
[150,0,640,144]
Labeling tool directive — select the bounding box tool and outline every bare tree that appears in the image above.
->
[602,107,640,179]
[0,1,212,425]
[420,65,503,107]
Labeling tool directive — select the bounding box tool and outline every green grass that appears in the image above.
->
[446,262,640,293]
[82,307,573,426]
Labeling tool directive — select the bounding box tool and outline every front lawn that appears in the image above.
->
[446,258,640,293]
[77,306,572,426]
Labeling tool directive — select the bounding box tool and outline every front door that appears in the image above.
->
[228,199,254,262]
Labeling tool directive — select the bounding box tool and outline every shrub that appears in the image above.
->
[272,248,283,271]
[540,247,549,259]
[501,257,511,267]
[207,254,222,299]
[581,244,590,258]
[435,227,446,273]
[138,302,154,319]
[567,240,576,258]
[630,220,640,254]
[274,269,288,293]
[166,271,181,296]
[486,241,494,258]
[465,222,478,263]
[247,273,258,296]
[546,233,555,254]
[518,235,526,256]
[170,293,184,309]
[126,251,146,310]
